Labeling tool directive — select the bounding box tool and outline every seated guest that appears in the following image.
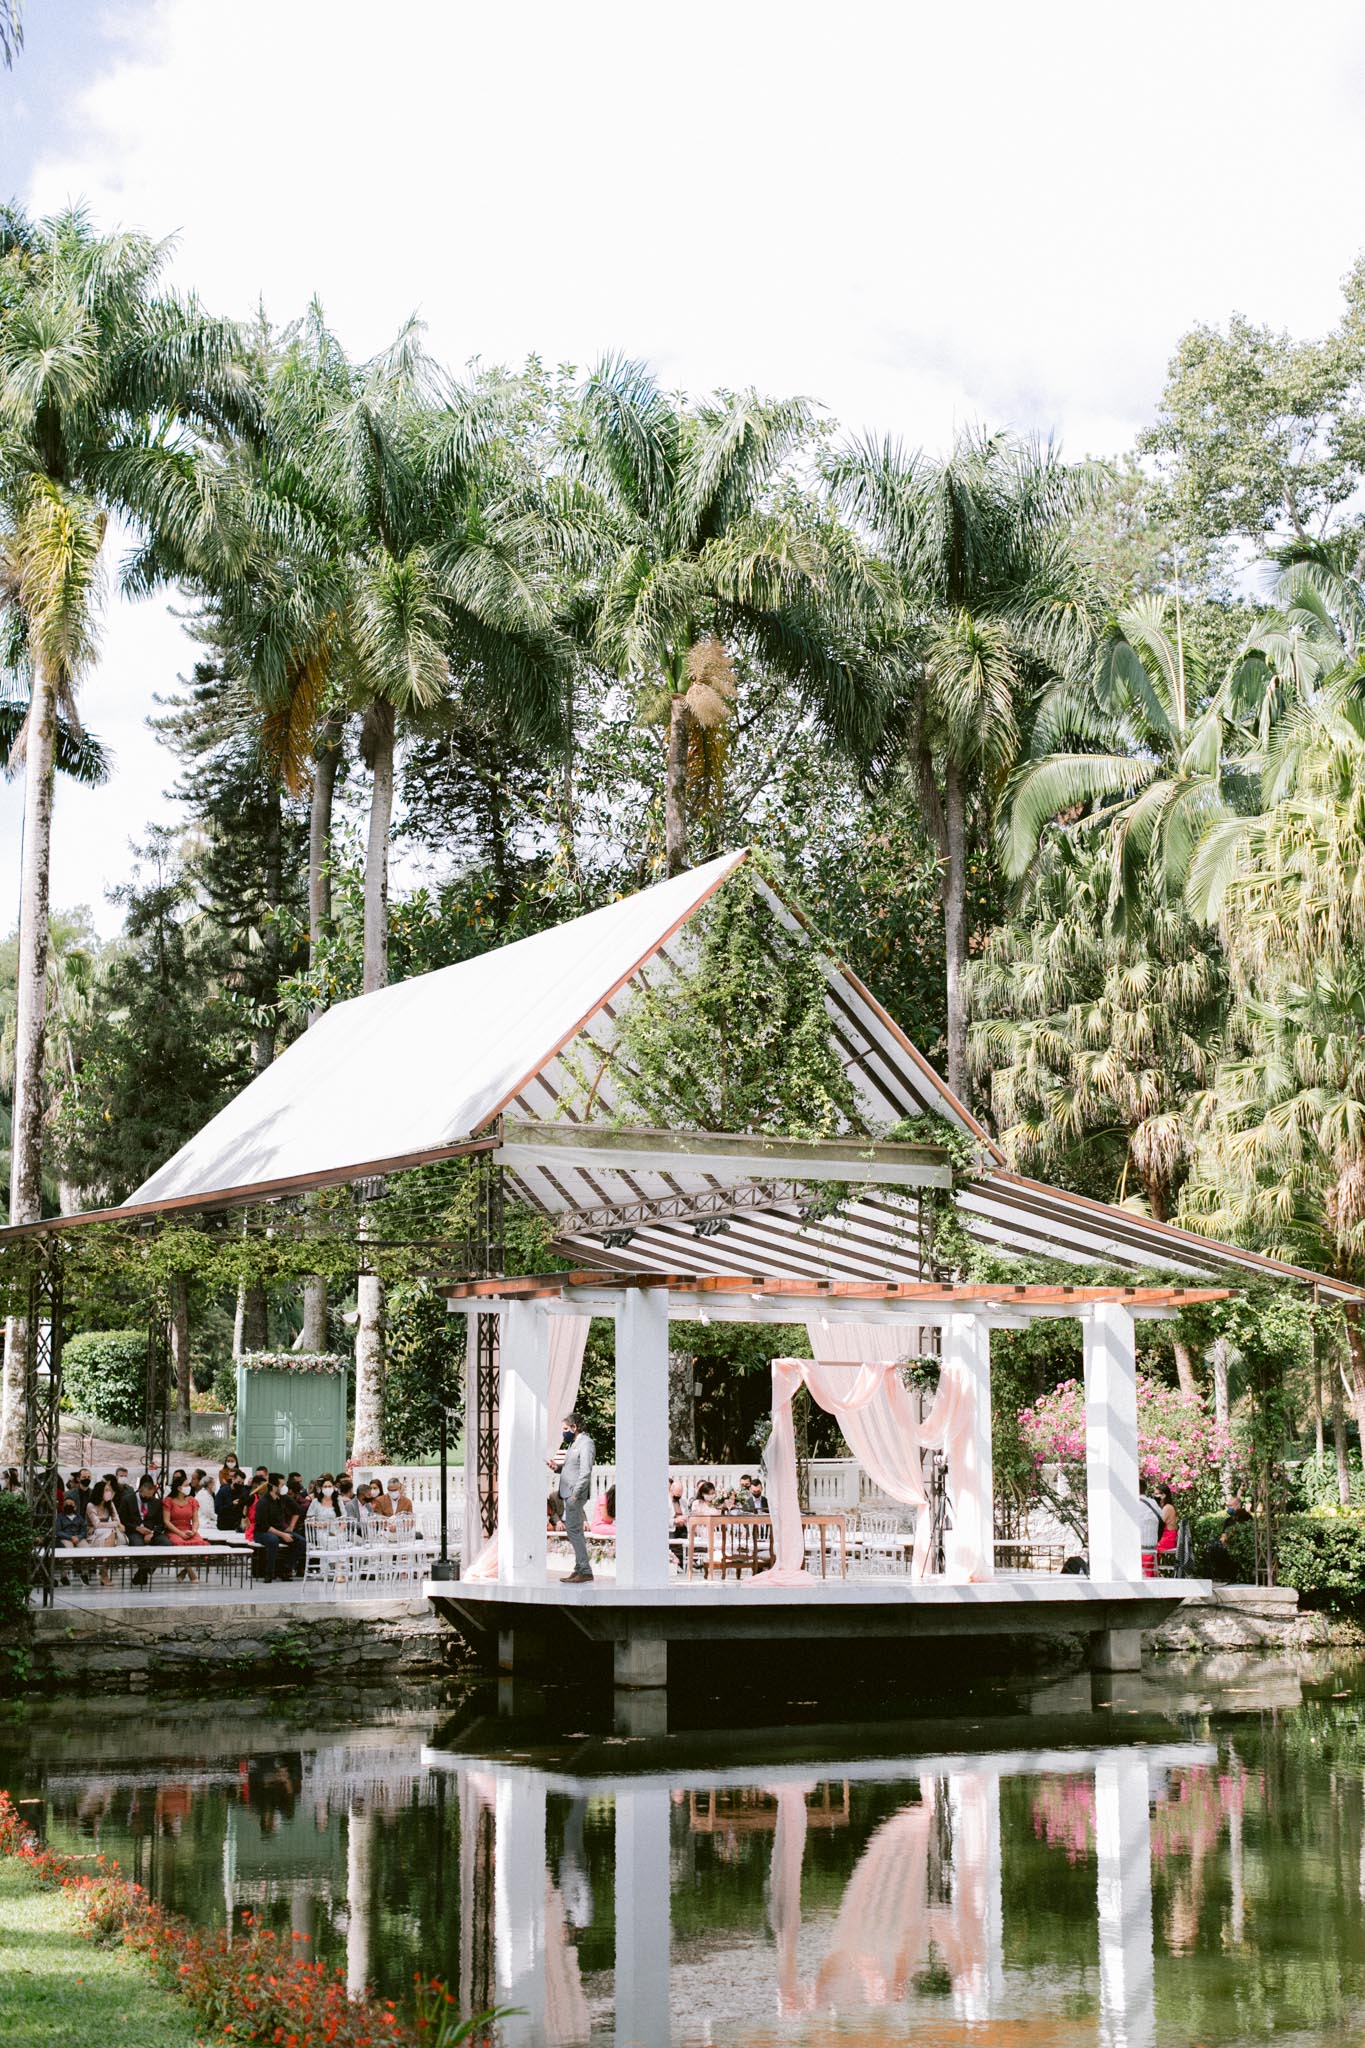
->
[257,1474,304,1582]
[189,1469,218,1539]
[128,1475,165,1588]
[368,1480,395,1518]
[215,1469,247,1532]
[589,1486,616,1534]
[747,1475,769,1515]
[690,1481,719,1515]
[53,1497,85,1583]
[336,1475,364,1527]
[668,1479,687,1564]
[84,1480,125,1586]
[386,1476,414,1516]
[242,1475,270,1546]
[163,1472,209,1582]
[1223,1493,1253,1530]
[307,1477,343,1520]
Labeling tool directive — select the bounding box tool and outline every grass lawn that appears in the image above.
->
[0,1855,200,2047]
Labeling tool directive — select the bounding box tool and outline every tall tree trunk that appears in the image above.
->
[234,1282,268,1359]
[171,1275,192,1438]
[1344,1309,1365,1500]
[361,699,395,997]
[560,675,577,877]
[1313,1305,1326,1465]
[352,701,394,1463]
[1,662,58,1466]
[664,692,690,877]
[302,718,341,1348]
[942,758,970,1113]
[1172,1337,1198,1402]
[1333,1344,1352,1507]
[1210,1336,1232,1492]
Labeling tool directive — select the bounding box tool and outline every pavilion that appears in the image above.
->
[8,849,1359,1680]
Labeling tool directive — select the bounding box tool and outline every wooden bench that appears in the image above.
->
[64,1542,257,1590]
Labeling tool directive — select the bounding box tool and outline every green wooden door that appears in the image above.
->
[236,1367,348,1475]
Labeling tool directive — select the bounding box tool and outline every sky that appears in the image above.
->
[5,0,1365,932]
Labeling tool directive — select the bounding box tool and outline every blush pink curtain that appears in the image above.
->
[465,1314,591,1582]
[753,1319,990,1586]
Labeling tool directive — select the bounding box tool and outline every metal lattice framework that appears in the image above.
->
[143,1302,173,1484]
[22,1244,64,1607]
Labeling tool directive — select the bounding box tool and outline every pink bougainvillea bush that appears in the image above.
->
[1018,1373,1238,1515]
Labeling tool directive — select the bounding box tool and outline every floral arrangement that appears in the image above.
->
[1018,1372,1239,1514]
[239,1352,347,1376]
[0,1793,496,2047]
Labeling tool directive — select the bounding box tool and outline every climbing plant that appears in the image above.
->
[592,862,863,1138]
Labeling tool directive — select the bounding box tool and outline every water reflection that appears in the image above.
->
[5,1659,1365,2044]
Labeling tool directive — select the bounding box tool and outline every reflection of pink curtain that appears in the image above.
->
[766,1782,815,2016]
[769,1776,991,2017]
[466,1316,591,1581]
[754,1320,990,1586]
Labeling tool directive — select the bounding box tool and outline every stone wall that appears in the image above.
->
[30,1595,464,1691]
[1146,1584,1365,1654]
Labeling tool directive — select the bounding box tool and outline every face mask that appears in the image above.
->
[322,1487,334,1498]
[561,1429,575,1448]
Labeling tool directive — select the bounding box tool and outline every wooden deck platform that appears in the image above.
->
[427,1574,1205,1684]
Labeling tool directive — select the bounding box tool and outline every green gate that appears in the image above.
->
[236,1354,348,1475]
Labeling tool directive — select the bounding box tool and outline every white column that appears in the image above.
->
[948,1772,1005,2021]
[615,1289,671,1588]
[495,1771,547,2048]
[1084,1303,1142,1582]
[943,1315,994,1580]
[1094,1756,1155,2048]
[346,1804,374,1999]
[498,1302,550,1585]
[614,1783,671,2046]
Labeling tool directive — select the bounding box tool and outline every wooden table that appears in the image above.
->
[686,1513,848,1581]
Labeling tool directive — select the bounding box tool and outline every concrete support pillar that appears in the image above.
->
[615,1288,671,1588]
[498,1302,550,1585]
[1084,1303,1142,1582]
[614,1782,671,2046]
[1092,1628,1143,1673]
[948,1772,1005,2020]
[495,1771,548,2048]
[943,1315,995,1579]
[614,1635,668,1689]
[1094,1755,1155,2048]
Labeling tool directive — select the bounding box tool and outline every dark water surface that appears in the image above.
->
[4,1653,1365,2045]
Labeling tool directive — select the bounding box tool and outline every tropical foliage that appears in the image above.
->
[6,201,1365,1498]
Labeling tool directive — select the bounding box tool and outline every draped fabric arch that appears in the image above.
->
[465,1314,592,1582]
[752,1319,991,1586]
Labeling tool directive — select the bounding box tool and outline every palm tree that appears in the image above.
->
[826,426,1097,1106]
[203,316,568,1456]
[0,203,254,1460]
[1002,593,1267,915]
[968,835,1225,1225]
[1,2,22,68]
[568,355,880,877]
[1181,958,1365,1440]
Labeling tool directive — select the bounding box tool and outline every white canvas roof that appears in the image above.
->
[18,843,1359,1302]
[127,851,750,1212]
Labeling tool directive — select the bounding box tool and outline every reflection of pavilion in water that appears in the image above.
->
[434,1741,1215,2048]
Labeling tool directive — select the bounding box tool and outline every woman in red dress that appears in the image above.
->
[163,1471,209,1582]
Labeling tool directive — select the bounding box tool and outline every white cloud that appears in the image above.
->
[8,0,1365,925]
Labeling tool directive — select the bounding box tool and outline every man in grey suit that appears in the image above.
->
[551,1412,595,1584]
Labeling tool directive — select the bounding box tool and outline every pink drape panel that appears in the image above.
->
[754,1319,990,1586]
[465,1314,591,1582]
[766,1779,991,2015]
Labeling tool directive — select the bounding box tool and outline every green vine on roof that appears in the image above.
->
[581,859,863,1140]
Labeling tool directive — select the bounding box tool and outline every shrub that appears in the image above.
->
[0,1491,32,1636]
[1194,1508,1365,1608]
[61,1329,147,1434]
[1019,1374,1238,1518]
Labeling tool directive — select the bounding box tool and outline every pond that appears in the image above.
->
[3,1653,1365,2045]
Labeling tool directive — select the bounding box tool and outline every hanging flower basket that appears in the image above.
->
[239,1351,346,1375]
